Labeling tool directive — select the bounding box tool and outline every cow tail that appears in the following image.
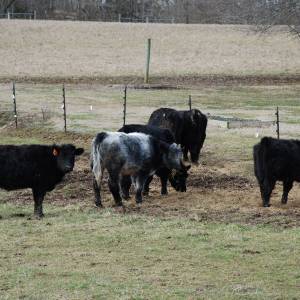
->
[91,137,103,186]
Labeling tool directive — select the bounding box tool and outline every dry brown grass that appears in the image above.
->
[0,20,300,81]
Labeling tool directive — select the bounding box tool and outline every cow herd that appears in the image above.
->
[0,106,299,218]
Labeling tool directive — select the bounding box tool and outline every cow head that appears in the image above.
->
[52,144,84,173]
[168,165,191,192]
[161,142,191,172]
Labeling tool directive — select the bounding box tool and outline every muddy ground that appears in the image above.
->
[2,140,300,229]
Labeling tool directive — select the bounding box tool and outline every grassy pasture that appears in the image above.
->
[1,83,300,133]
[1,205,300,300]
[1,83,300,298]
[0,20,300,81]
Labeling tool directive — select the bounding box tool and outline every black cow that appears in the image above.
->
[118,124,191,196]
[253,136,300,207]
[0,144,84,217]
[91,132,190,207]
[148,108,207,163]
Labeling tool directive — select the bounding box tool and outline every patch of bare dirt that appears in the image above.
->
[2,74,300,87]
[2,147,300,228]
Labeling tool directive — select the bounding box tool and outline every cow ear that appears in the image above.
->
[52,146,60,157]
[75,148,84,156]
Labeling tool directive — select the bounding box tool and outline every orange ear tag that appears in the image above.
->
[53,148,59,156]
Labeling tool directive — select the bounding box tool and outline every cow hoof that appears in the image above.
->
[263,204,271,207]
[281,199,288,205]
[95,202,103,208]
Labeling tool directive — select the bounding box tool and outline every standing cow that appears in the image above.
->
[148,108,207,163]
[91,132,189,207]
[118,124,191,196]
[0,144,84,217]
[254,136,300,207]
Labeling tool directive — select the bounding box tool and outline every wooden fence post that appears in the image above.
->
[62,84,67,133]
[144,38,151,84]
[123,85,127,126]
[12,82,18,128]
[188,95,192,111]
[275,106,280,139]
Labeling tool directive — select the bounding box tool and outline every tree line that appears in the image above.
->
[2,0,300,36]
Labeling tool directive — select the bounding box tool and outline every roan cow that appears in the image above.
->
[91,131,190,207]
[148,108,207,163]
[0,144,84,217]
[118,124,191,196]
[253,136,300,207]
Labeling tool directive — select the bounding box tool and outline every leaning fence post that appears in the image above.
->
[275,106,280,139]
[188,95,192,111]
[62,84,67,132]
[123,85,127,126]
[12,82,18,128]
[144,38,151,84]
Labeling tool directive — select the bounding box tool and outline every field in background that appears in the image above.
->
[0,20,300,81]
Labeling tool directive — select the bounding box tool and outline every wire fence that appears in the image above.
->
[0,82,284,139]
[0,83,194,134]
[0,12,35,20]
[0,11,175,23]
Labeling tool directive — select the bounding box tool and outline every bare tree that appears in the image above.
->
[253,0,300,38]
[0,0,17,13]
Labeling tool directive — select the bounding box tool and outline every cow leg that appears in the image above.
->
[120,175,131,200]
[182,146,189,161]
[135,173,148,204]
[160,174,168,195]
[108,173,123,206]
[156,167,169,195]
[281,180,293,204]
[93,177,102,207]
[260,178,276,207]
[143,175,153,196]
[32,189,46,218]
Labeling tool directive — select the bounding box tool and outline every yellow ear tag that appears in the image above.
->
[53,148,59,156]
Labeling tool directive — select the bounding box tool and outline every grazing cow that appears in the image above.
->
[91,131,190,207]
[118,124,191,196]
[253,136,300,207]
[0,144,84,217]
[148,108,207,163]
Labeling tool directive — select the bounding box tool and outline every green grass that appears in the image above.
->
[1,84,300,132]
[1,84,300,299]
[1,203,299,299]
[0,135,43,145]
